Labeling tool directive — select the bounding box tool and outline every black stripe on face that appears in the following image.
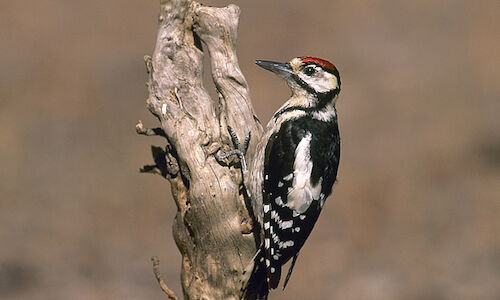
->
[291,71,340,96]
[272,88,339,121]
[291,73,317,94]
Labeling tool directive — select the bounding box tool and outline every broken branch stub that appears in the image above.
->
[140,0,263,299]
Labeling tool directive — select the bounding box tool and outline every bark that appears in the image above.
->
[138,0,263,299]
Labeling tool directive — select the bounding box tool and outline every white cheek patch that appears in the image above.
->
[300,72,337,94]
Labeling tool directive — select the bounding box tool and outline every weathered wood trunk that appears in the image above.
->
[138,0,263,299]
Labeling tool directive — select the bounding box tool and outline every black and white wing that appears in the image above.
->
[262,118,340,289]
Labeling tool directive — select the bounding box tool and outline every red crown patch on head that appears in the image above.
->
[299,56,336,72]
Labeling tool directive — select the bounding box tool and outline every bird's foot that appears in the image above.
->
[214,126,251,171]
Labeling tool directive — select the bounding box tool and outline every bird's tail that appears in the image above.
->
[241,249,269,300]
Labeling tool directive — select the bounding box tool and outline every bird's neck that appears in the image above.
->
[272,92,338,123]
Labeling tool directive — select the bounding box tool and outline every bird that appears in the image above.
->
[216,56,341,298]
[249,56,341,294]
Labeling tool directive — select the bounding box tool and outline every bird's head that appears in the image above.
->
[255,56,341,102]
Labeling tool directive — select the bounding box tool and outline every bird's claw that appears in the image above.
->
[215,126,251,171]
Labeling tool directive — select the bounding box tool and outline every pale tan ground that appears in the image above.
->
[1,1,499,299]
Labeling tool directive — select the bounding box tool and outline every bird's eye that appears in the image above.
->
[304,66,316,76]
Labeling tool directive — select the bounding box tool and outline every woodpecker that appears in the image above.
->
[247,56,342,293]
[215,56,341,298]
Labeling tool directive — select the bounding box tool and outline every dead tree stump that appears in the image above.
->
[137,0,264,299]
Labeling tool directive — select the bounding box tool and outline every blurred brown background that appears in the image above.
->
[1,0,499,299]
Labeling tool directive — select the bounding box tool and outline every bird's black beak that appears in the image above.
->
[255,60,293,79]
